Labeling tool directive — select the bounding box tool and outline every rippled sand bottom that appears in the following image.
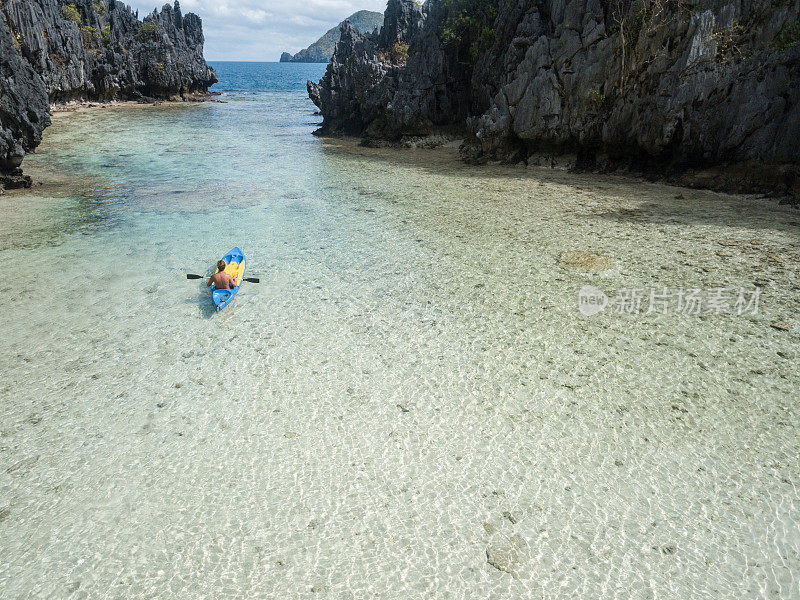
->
[1,103,799,599]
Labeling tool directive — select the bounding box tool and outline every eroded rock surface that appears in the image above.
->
[0,8,49,174]
[310,0,468,140]
[0,0,215,183]
[311,0,800,198]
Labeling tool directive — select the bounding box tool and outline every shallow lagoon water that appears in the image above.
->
[1,63,799,598]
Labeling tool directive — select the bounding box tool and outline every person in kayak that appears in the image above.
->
[207,260,238,290]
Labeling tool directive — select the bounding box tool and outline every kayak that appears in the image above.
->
[211,247,246,311]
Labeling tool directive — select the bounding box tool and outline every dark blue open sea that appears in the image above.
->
[210,61,327,93]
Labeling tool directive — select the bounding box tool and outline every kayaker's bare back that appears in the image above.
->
[207,260,237,289]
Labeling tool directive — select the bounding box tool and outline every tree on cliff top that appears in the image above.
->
[440,0,501,67]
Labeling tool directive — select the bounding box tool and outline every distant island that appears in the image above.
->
[280,10,383,63]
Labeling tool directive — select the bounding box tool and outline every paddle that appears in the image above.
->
[186,273,260,283]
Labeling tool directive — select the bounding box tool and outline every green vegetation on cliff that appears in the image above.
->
[440,0,500,66]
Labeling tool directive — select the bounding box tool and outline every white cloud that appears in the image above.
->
[126,0,388,60]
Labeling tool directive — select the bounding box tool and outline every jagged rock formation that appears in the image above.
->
[310,0,800,198]
[5,0,216,100]
[0,0,215,184]
[0,8,49,185]
[308,0,465,138]
[281,10,384,63]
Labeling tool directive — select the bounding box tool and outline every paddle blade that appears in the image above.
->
[243,277,260,283]
[186,274,203,280]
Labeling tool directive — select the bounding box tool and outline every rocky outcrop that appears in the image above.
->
[311,0,800,198]
[281,10,383,63]
[0,8,49,180]
[4,0,216,101]
[0,0,215,184]
[309,0,469,139]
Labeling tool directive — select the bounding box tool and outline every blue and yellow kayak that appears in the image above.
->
[211,247,246,311]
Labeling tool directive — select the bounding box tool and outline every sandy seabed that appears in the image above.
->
[0,102,799,599]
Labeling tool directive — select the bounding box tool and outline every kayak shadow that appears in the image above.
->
[192,277,219,319]
[198,296,218,319]
[191,275,257,319]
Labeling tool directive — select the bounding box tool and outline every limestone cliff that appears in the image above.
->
[0,7,49,184]
[310,0,800,198]
[0,0,216,185]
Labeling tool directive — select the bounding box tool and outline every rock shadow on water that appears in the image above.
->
[593,198,800,232]
[320,140,800,231]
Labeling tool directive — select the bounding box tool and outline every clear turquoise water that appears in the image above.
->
[1,63,798,598]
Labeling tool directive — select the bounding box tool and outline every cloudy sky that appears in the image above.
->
[126,0,388,61]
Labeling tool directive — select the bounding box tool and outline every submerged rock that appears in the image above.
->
[5,454,39,475]
[559,251,615,273]
[486,533,528,578]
